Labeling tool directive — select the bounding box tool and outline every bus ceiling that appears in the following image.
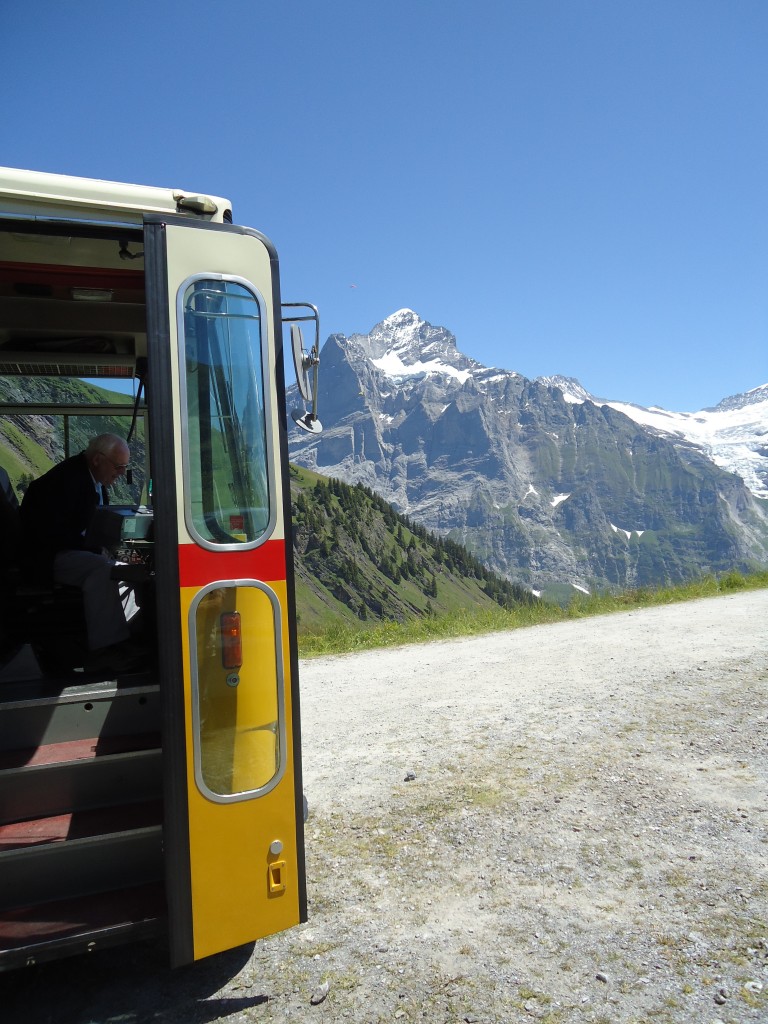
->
[0,223,146,377]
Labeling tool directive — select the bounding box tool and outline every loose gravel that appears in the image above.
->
[5,590,768,1023]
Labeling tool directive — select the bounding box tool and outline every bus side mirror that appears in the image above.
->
[283,304,322,434]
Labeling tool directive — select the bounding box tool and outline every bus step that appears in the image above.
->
[0,678,160,751]
[0,735,162,824]
[0,801,164,911]
[0,882,166,972]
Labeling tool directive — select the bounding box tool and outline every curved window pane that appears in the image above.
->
[193,583,283,799]
[182,279,269,545]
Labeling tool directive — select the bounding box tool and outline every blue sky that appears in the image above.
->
[2,0,766,410]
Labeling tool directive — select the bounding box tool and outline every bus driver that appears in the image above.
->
[19,433,145,673]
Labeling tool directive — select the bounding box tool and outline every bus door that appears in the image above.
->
[143,218,305,965]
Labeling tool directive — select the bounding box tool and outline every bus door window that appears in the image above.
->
[191,581,284,800]
[180,278,272,549]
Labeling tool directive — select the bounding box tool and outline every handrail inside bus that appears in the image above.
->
[0,404,145,415]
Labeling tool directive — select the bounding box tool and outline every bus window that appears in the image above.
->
[0,384,147,506]
[180,278,272,548]
[191,581,285,801]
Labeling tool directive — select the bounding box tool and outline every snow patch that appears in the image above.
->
[551,493,570,507]
[610,523,645,539]
[380,308,419,325]
[372,351,472,384]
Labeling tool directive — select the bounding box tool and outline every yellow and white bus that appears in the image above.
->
[0,167,320,970]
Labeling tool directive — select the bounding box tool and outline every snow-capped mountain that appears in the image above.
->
[343,308,513,390]
[289,310,768,593]
[540,376,768,500]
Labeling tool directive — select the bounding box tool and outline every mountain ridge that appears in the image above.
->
[288,310,768,593]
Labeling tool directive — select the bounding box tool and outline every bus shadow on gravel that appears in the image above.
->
[1,939,264,1023]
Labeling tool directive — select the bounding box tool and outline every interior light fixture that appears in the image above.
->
[70,288,114,302]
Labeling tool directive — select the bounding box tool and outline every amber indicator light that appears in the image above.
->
[220,611,243,669]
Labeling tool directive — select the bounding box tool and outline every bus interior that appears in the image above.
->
[0,219,167,967]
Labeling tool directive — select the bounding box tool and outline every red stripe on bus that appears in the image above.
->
[178,540,287,587]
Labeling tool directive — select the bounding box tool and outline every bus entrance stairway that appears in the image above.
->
[0,666,166,969]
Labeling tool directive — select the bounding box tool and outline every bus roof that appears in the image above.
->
[0,166,232,225]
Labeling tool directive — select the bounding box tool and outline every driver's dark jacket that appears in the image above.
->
[19,452,108,580]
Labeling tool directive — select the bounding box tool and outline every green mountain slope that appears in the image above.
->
[289,465,535,632]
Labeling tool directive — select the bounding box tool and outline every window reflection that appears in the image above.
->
[182,279,270,546]
[194,584,281,798]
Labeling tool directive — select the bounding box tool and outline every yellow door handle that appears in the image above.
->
[268,860,286,894]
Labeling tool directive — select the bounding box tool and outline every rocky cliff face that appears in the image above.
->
[288,310,768,593]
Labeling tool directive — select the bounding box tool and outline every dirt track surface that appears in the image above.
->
[5,591,768,1023]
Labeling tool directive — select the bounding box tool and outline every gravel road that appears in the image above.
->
[5,590,768,1023]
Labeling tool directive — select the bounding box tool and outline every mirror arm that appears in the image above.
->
[283,302,323,434]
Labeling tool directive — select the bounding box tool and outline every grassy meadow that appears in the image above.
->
[297,569,768,657]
